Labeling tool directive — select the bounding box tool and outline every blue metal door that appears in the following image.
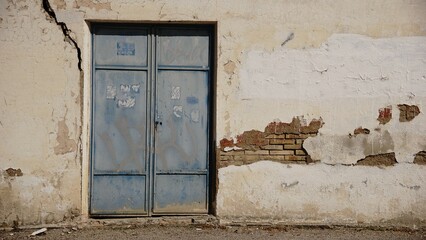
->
[153,28,210,214]
[90,25,212,216]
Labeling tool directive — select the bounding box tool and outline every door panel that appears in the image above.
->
[155,71,209,171]
[94,28,148,67]
[153,28,210,214]
[91,175,147,214]
[157,29,209,67]
[93,70,148,173]
[154,175,207,213]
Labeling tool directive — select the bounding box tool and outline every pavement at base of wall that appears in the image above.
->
[1,225,425,240]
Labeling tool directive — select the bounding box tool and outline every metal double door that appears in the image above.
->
[90,24,212,216]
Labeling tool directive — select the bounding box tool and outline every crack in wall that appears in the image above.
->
[42,0,82,71]
[41,0,84,166]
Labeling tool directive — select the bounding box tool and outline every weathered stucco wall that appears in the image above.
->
[0,0,82,227]
[1,0,425,227]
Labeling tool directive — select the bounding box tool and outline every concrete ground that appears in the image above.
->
[1,225,425,240]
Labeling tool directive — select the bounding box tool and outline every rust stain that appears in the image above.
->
[398,104,420,122]
[5,168,23,177]
[413,151,426,165]
[377,106,392,125]
[353,127,370,135]
[356,152,397,166]
[73,0,112,11]
[54,119,77,155]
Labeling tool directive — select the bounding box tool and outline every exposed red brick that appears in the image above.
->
[398,104,420,122]
[235,130,268,149]
[265,117,324,135]
[377,106,392,125]
[413,151,426,165]
[301,118,324,134]
[219,138,234,150]
[218,117,323,167]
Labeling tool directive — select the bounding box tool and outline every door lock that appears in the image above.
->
[154,121,162,131]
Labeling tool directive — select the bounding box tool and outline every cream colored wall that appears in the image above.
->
[0,0,425,227]
[0,0,82,226]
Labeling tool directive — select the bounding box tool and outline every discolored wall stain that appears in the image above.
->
[52,0,66,9]
[54,119,77,155]
[356,152,397,166]
[413,151,426,165]
[398,104,420,122]
[224,60,236,75]
[362,130,394,156]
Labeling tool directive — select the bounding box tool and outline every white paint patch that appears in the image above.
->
[239,34,426,101]
[106,85,116,99]
[131,84,140,93]
[173,105,183,118]
[217,161,426,225]
[120,84,131,93]
[117,96,135,108]
[224,146,243,152]
[171,86,181,100]
[190,109,199,122]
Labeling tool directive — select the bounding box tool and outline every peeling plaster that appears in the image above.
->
[398,104,420,122]
[414,151,426,165]
[5,168,23,177]
[54,119,77,155]
[356,153,397,167]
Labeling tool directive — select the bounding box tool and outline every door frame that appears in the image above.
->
[84,22,217,217]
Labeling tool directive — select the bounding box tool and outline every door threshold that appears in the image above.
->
[85,215,218,227]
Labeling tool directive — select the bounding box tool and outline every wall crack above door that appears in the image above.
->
[42,0,82,71]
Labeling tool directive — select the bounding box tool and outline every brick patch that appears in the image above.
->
[218,117,323,167]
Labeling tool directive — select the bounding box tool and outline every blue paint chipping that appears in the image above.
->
[186,96,199,104]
